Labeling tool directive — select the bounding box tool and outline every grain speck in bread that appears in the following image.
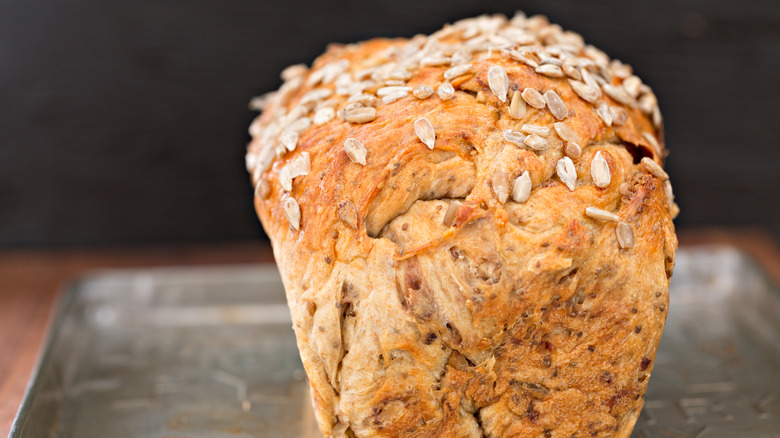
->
[246,12,678,438]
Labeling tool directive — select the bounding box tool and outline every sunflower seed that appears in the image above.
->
[382,90,408,104]
[338,199,358,229]
[639,157,669,180]
[444,64,472,80]
[591,151,611,188]
[509,90,526,119]
[488,65,509,102]
[443,200,461,226]
[562,64,581,80]
[616,222,635,248]
[451,49,472,66]
[569,80,600,103]
[544,89,568,120]
[503,129,526,147]
[521,124,549,137]
[556,156,577,191]
[536,64,564,77]
[283,197,301,230]
[512,170,532,203]
[610,106,628,125]
[420,55,451,67]
[638,92,657,115]
[248,92,273,111]
[344,138,367,165]
[540,57,564,67]
[643,132,661,153]
[664,180,675,210]
[299,88,333,105]
[313,107,335,126]
[344,106,377,124]
[602,83,633,105]
[280,129,299,151]
[414,117,435,149]
[278,165,293,192]
[281,64,308,82]
[437,81,455,100]
[413,85,434,99]
[565,142,582,160]
[553,122,577,143]
[596,101,613,126]
[348,93,378,107]
[525,134,548,151]
[288,117,311,134]
[521,88,546,108]
[622,76,642,98]
[377,86,412,97]
[254,179,270,199]
[388,69,412,81]
[585,206,619,221]
[671,202,680,219]
[492,171,509,203]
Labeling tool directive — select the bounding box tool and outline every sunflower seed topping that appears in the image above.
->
[596,101,613,126]
[544,89,568,120]
[643,132,661,154]
[602,83,633,105]
[338,200,358,229]
[348,93,378,106]
[610,106,628,125]
[565,142,582,160]
[503,129,526,147]
[521,124,549,137]
[553,122,577,143]
[414,117,436,149]
[283,197,301,230]
[556,156,577,191]
[521,88,546,108]
[562,64,581,80]
[664,180,675,210]
[591,151,611,188]
[343,106,377,124]
[492,171,509,203]
[344,138,367,165]
[444,64,472,80]
[622,76,642,98]
[437,81,455,100]
[451,49,472,66]
[299,88,333,105]
[525,134,548,151]
[586,206,620,221]
[413,85,434,99]
[569,80,600,103]
[488,65,509,102]
[376,86,412,97]
[313,107,335,126]
[443,200,461,226]
[512,170,532,203]
[616,222,636,248]
[536,64,564,77]
[639,157,669,180]
[509,90,527,119]
[382,90,408,104]
[280,129,299,152]
[254,179,270,199]
[281,64,308,81]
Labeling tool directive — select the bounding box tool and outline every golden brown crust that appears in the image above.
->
[247,13,677,438]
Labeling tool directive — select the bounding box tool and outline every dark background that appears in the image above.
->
[0,0,778,248]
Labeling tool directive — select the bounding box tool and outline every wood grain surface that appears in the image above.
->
[0,0,779,247]
[1,231,780,436]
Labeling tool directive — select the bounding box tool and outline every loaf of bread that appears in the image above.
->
[246,13,678,438]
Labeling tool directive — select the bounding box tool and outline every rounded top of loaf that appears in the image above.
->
[246,12,674,258]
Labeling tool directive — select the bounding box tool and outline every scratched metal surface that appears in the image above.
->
[9,247,780,438]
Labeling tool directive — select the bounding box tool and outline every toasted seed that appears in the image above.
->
[299,88,333,105]
[492,171,509,203]
[585,206,620,221]
[388,69,412,81]
[544,90,568,120]
[420,55,451,67]
[413,85,434,99]
[254,179,270,199]
[595,102,613,126]
[503,129,526,147]
[451,49,472,66]
[344,106,377,123]
[280,129,299,152]
[281,63,308,81]
[377,86,412,97]
[569,80,600,103]
[414,117,436,149]
[671,202,680,219]
[536,64,564,77]
[664,180,675,210]
[443,200,461,226]
[565,142,583,160]
[521,124,549,137]
[382,90,408,104]
[338,200,358,230]
[512,170,532,203]
[521,88,546,108]
[313,107,335,126]
[610,106,628,125]
[488,65,509,102]
[602,83,633,105]
[554,122,577,143]
[643,132,661,153]
[524,134,548,150]
[288,117,311,134]
[639,157,669,180]
[283,197,301,230]
[616,222,635,248]
[248,92,273,111]
[437,81,455,100]
[444,64,472,80]
[556,157,577,191]
[591,151,611,188]
[509,90,527,119]
[623,76,642,98]
[348,93,379,106]
[563,64,582,80]
[344,138,367,165]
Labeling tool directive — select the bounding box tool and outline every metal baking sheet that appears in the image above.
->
[9,247,780,438]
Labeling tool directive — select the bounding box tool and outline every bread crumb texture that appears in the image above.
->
[247,12,677,438]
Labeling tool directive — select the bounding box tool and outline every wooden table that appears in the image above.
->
[2,230,780,436]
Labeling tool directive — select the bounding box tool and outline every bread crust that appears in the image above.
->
[247,13,677,438]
